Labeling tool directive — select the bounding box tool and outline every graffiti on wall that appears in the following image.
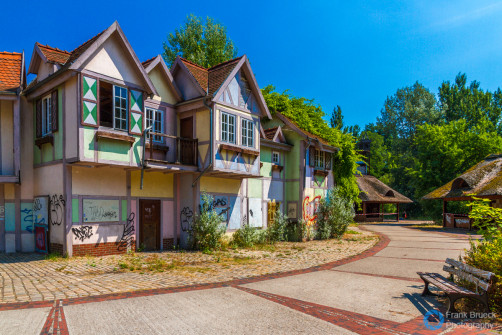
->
[180,207,193,232]
[0,205,4,219]
[302,196,321,226]
[33,197,49,225]
[116,212,135,251]
[49,194,65,226]
[83,199,120,223]
[21,205,33,233]
[287,203,298,219]
[72,226,93,242]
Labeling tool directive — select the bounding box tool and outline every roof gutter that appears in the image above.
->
[192,95,213,187]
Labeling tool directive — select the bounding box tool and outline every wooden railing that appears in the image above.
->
[145,130,198,166]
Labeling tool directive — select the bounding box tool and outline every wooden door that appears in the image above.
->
[180,117,194,164]
[139,200,160,251]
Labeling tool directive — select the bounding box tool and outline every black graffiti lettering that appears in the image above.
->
[180,207,193,232]
[72,226,93,242]
[33,198,42,212]
[213,198,227,207]
[49,194,65,226]
[116,212,135,251]
[250,209,254,217]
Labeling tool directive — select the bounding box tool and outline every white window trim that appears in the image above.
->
[113,85,128,131]
[41,94,52,136]
[221,111,236,144]
[315,149,325,169]
[241,118,254,147]
[146,108,164,143]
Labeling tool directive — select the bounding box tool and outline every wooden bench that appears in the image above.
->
[417,258,494,314]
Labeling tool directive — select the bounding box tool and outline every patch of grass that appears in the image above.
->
[55,265,67,272]
[345,230,361,235]
[45,253,66,261]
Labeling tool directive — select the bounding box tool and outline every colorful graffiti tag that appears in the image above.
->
[302,195,321,226]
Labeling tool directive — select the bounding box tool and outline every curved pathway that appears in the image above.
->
[1,223,497,334]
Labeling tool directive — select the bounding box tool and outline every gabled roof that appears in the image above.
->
[26,21,156,95]
[357,175,413,204]
[262,126,287,143]
[0,52,24,93]
[423,154,502,200]
[274,112,337,151]
[171,55,271,118]
[142,55,182,102]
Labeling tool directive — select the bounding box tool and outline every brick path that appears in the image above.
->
[0,228,377,304]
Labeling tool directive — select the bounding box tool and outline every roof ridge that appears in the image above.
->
[179,57,208,71]
[35,42,71,54]
[0,51,22,56]
[142,55,157,66]
[208,56,243,71]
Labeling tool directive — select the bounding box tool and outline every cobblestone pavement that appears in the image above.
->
[0,228,377,304]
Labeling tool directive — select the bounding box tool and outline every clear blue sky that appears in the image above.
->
[2,0,502,128]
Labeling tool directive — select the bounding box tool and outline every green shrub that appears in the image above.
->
[316,187,354,240]
[266,209,288,243]
[232,223,260,248]
[462,236,502,313]
[189,193,226,252]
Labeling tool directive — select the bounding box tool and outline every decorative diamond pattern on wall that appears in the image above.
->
[130,111,142,134]
[83,101,97,126]
[83,76,97,101]
[130,90,143,112]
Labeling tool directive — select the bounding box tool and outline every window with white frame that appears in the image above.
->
[241,119,254,147]
[272,151,280,164]
[314,149,325,169]
[221,112,235,144]
[146,108,163,143]
[114,86,128,131]
[41,94,52,136]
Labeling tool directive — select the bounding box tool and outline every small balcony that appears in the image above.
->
[143,130,198,168]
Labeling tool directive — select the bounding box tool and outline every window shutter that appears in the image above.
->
[129,90,143,135]
[36,99,42,138]
[51,90,58,132]
[309,148,315,167]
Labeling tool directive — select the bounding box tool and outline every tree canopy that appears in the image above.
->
[162,14,238,68]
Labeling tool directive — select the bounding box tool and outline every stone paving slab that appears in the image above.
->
[388,240,469,248]
[375,246,465,260]
[64,287,357,335]
[0,306,50,335]
[241,270,440,323]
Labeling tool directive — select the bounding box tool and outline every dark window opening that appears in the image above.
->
[99,81,113,128]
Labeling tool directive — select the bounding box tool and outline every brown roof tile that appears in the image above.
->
[264,127,278,140]
[0,52,22,92]
[36,43,71,65]
[179,56,243,95]
[142,56,157,68]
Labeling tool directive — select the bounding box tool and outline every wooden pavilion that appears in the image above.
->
[422,154,502,229]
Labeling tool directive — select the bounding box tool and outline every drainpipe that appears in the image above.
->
[192,95,213,187]
[140,126,153,190]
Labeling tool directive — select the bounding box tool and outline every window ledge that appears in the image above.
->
[35,134,54,148]
[219,144,259,156]
[314,169,329,177]
[96,129,135,144]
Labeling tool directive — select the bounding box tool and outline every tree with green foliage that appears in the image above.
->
[162,14,238,68]
[359,131,392,184]
[410,119,502,217]
[261,86,361,203]
[439,73,502,132]
[330,105,343,129]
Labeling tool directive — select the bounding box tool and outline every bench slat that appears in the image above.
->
[445,258,494,280]
[418,272,474,295]
[443,265,490,292]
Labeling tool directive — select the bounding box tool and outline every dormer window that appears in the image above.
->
[41,94,52,136]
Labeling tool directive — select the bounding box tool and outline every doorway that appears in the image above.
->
[179,117,195,165]
[139,199,161,251]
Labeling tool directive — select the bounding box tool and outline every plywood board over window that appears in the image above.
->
[82,199,120,223]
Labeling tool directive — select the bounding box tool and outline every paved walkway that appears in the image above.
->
[1,224,499,334]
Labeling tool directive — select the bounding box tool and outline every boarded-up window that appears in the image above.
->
[99,81,113,128]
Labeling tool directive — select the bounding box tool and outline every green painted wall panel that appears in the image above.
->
[285,181,299,202]
[83,127,95,159]
[248,179,262,198]
[121,199,127,220]
[97,139,130,162]
[260,147,272,177]
[5,203,15,232]
[72,199,79,223]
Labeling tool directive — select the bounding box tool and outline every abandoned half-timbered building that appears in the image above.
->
[260,112,338,226]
